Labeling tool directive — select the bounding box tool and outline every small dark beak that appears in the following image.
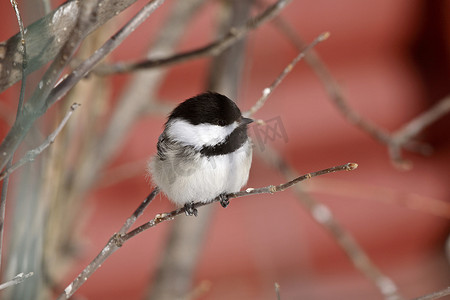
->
[241,117,253,125]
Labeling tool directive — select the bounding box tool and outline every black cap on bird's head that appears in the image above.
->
[168,92,250,127]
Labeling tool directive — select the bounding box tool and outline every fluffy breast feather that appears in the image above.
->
[149,139,252,206]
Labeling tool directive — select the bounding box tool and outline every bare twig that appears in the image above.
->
[0,1,97,171]
[122,163,357,241]
[269,14,392,142]
[48,0,166,108]
[118,187,160,235]
[244,31,330,117]
[0,0,28,273]
[0,0,142,92]
[392,95,450,144]
[9,0,27,117]
[0,103,81,182]
[0,0,168,172]
[0,165,10,272]
[257,146,402,300]
[27,1,97,113]
[57,163,356,300]
[412,287,450,300]
[270,14,450,168]
[56,188,160,300]
[389,94,450,168]
[93,0,292,75]
[0,272,34,291]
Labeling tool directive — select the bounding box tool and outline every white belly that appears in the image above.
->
[149,141,252,206]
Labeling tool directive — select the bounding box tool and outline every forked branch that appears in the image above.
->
[57,163,357,299]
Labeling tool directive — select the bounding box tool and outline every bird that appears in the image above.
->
[148,91,253,216]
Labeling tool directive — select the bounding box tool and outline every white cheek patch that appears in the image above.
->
[167,119,238,149]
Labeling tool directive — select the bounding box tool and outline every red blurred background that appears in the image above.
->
[0,0,449,299]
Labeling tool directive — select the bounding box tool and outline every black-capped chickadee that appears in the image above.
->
[148,92,253,216]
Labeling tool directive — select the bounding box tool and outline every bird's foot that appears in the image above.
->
[184,202,198,217]
[219,193,230,208]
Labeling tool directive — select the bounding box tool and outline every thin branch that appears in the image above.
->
[389,94,450,168]
[257,146,402,300]
[244,32,330,117]
[0,1,97,171]
[0,103,81,182]
[0,272,34,291]
[26,1,97,114]
[57,163,356,300]
[0,0,168,172]
[269,13,392,142]
[392,95,450,143]
[412,287,450,300]
[93,0,293,75]
[0,0,142,92]
[0,0,28,273]
[47,0,166,109]
[269,13,450,169]
[9,0,27,118]
[56,188,160,300]
[122,163,357,241]
[118,187,160,235]
[0,164,10,272]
